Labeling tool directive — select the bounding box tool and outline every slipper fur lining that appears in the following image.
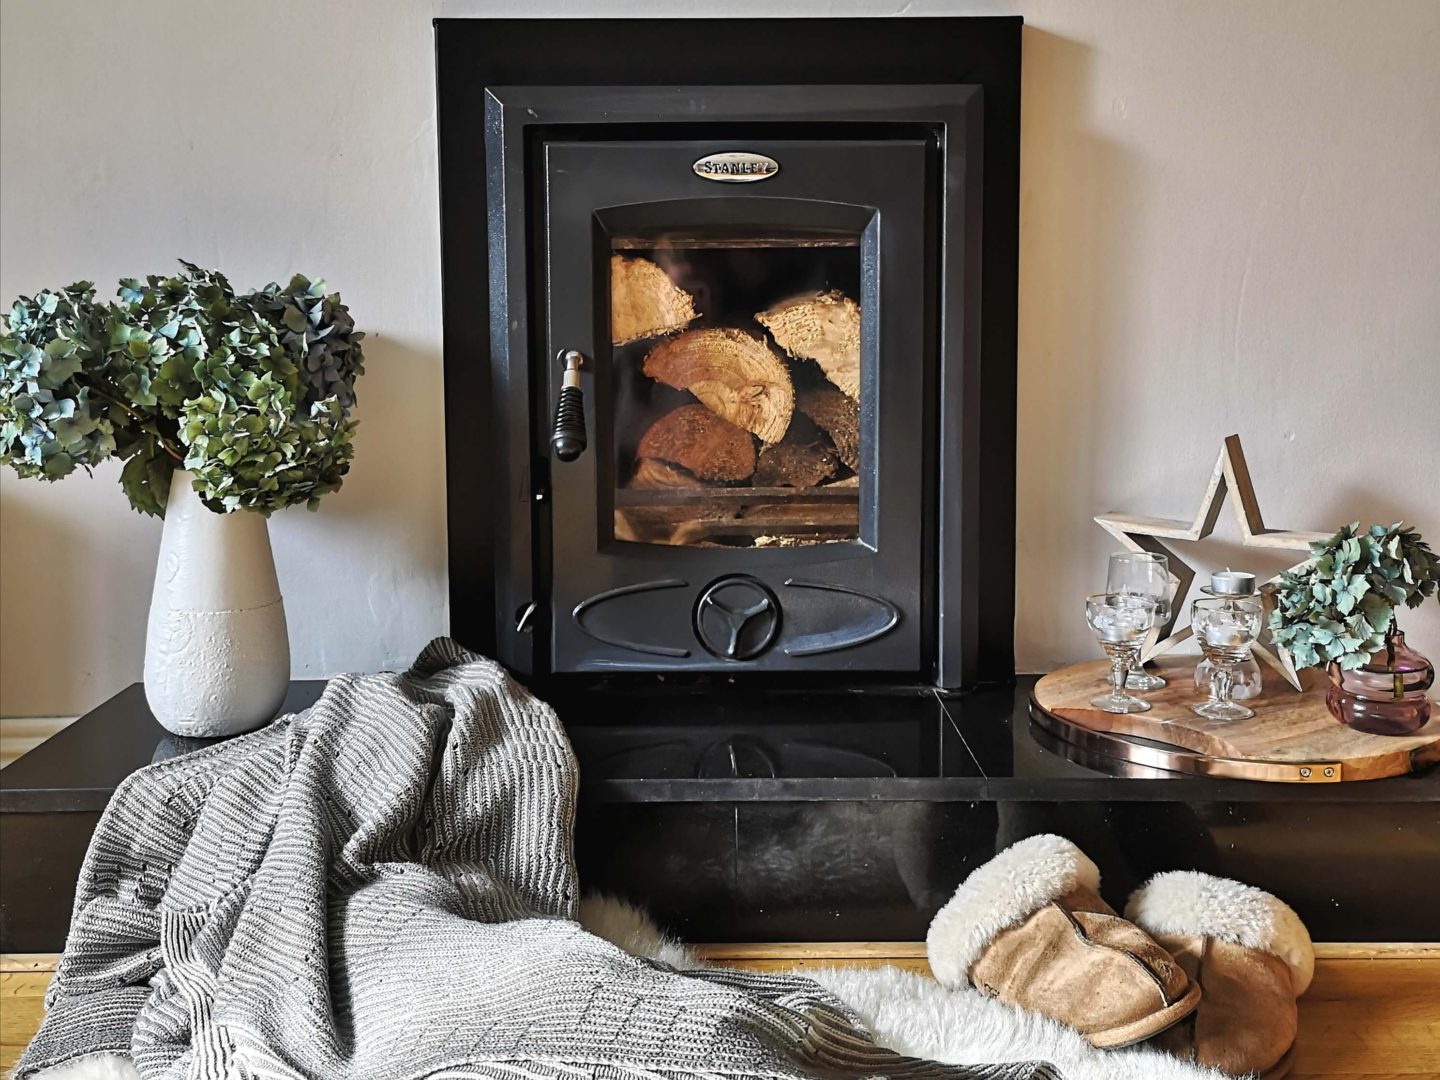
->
[1124,871,1314,995]
[926,834,1101,988]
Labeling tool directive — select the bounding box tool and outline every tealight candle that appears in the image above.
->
[1210,570,1256,596]
[1205,623,1245,647]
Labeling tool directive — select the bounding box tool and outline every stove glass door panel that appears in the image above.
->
[609,212,869,550]
[543,139,932,674]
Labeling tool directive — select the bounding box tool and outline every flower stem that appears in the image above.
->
[84,382,185,462]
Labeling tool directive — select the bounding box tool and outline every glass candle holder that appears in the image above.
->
[1106,552,1171,691]
[1190,596,1264,721]
[1195,655,1263,700]
[1085,592,1159,714]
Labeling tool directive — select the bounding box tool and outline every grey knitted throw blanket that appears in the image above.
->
[20,640,1054,1080]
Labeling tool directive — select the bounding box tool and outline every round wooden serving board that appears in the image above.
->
[1032,655,1440,782]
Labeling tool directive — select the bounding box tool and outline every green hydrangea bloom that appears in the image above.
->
[0,262,363,517]
[1270,523,1440,671]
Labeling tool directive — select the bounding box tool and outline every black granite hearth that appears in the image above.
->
[2,679,1435,950]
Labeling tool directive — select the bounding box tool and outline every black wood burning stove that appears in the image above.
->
[439,19,1022,693]
[437,18,1021,938]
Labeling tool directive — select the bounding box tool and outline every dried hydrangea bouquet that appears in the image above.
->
[1,262,364,734]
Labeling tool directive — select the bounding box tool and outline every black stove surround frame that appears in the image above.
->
[437,17,1022,691]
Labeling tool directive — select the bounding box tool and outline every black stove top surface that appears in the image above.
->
[5,677,1434,814]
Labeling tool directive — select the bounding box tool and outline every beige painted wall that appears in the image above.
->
[2,0,1437,715]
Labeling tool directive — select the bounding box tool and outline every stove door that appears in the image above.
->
[543,139,932,674]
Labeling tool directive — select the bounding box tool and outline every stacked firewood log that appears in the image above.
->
[611,254,863,496]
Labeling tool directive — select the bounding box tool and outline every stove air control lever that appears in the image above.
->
[550,350,587,462]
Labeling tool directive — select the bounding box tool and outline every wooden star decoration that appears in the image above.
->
[1095,434,1330,690]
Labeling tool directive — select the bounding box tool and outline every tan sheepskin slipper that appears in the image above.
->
[1126,871,1315,1080]
[926,835,1201,1049]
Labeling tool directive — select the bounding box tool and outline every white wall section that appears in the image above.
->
[2,1,1436,714]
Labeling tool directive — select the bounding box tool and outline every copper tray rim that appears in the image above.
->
[1026,691,1353,784]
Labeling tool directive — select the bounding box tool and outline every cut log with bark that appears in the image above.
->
[642,328,794,445]
[796,383,860,471]
[756,290,861,400]
[753,414,839,488]
[630,457,703,490]
[635,404,756,482]
[754,443,839,488]
[610,255,698,345]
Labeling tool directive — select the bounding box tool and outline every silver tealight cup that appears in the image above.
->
[1209,569,1256,596]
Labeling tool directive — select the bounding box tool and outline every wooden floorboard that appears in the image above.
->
[1,970,45,1072]
[4,948,1437,1076]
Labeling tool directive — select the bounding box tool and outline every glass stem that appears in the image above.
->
[1214,664,1234,706]
[1110,650,1130,700]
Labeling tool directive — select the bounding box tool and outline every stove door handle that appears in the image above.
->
[550,350,587,462]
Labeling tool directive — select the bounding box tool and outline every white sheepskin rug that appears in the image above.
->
[578,895,1227,1080]
[23,1056,138,1080]
[28,895,1225,1080]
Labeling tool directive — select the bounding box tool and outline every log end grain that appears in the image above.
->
[611,255,698,346]
[642,328,794,445]
[756,290,861,400]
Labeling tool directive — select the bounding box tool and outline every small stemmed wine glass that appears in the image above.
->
[1107,552,1171,690]
[1084,592,1160,713]
[1190,596,1264,721]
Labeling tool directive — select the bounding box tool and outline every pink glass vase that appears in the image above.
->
[1326,628,1434,736]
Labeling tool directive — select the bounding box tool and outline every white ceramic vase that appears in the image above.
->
[144,470,290,737]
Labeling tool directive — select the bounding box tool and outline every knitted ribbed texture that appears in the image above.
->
[19,640,1058,1080]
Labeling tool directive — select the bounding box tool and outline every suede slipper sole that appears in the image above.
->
[1085,980,1203,1049]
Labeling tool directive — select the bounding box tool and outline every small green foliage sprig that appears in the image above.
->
[1269,523,1440,671]
[0,262,363,516]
